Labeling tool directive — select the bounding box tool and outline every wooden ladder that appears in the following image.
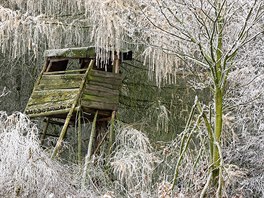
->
[51,60,94,158]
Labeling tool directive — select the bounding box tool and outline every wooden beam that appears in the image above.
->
[84,84,119,95]
[82,94,118,104]
[42,74,84,80]
[87,75,123,86]
[81,100,118,111]
[82,108,112,117]
[88,81,120,90]
[83,88,119,97]
[27,107,80,118]
[44,69,87,75]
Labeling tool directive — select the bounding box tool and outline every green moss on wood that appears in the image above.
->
[84,84,118,94]
[25,99,75,114]
[82,100,117,111]
[44,47,96,59]
[42,74,84,80]
[82,94,118,104]
[83,88,119,98]
[28,89,79,106]
[36,80,82,90]
[87,81,120,90]
[87,75,122,86]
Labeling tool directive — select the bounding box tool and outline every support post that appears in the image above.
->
[40,117,50,145]
[108,111,116,155]
[81,111,98,188]
[87,111,98,160]
[77,109,82,164]
[107,53,120,155]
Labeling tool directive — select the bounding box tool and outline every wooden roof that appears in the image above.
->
[44,47,133,60]
[44,47,96,59]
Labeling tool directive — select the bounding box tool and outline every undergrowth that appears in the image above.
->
[0,111,263,197]
[0,112,96,197]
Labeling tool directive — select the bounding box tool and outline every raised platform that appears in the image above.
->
[25,69,123,121]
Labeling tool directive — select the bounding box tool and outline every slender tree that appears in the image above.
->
[83,0,263,195]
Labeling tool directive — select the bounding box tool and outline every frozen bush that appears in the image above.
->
[110,125,159,196]
[0,112,97,197]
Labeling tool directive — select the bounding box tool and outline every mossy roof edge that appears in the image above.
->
[45,47,133,60]
[44,47,96,58]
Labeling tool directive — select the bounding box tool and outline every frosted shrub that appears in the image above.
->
[0,112,93,197]
[110,125,159,196]
[116,126,153,152]
[223,40,264,196]
[224,122,264,197]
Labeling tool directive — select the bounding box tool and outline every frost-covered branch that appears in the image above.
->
[0,87,10,99]
[0,3,90,60]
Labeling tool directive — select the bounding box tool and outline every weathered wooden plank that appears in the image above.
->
[44,69,87,75]
[25,99,75,114]
[28,89,78,106]
[84,84,118,94]
[90,69,123,80]
[77,110,82,164]
[36,80,81,90]
[35,74,84,90]
[82,100,117,111]
[39,78,82,86]
[42,74,84,80]
[81,107,112,117]
[87,75,122,86]
[83,88,119,98]
[30,89,79,97]
[87,80,120,90]
[27,107,80,118]
[82,94,118,104]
